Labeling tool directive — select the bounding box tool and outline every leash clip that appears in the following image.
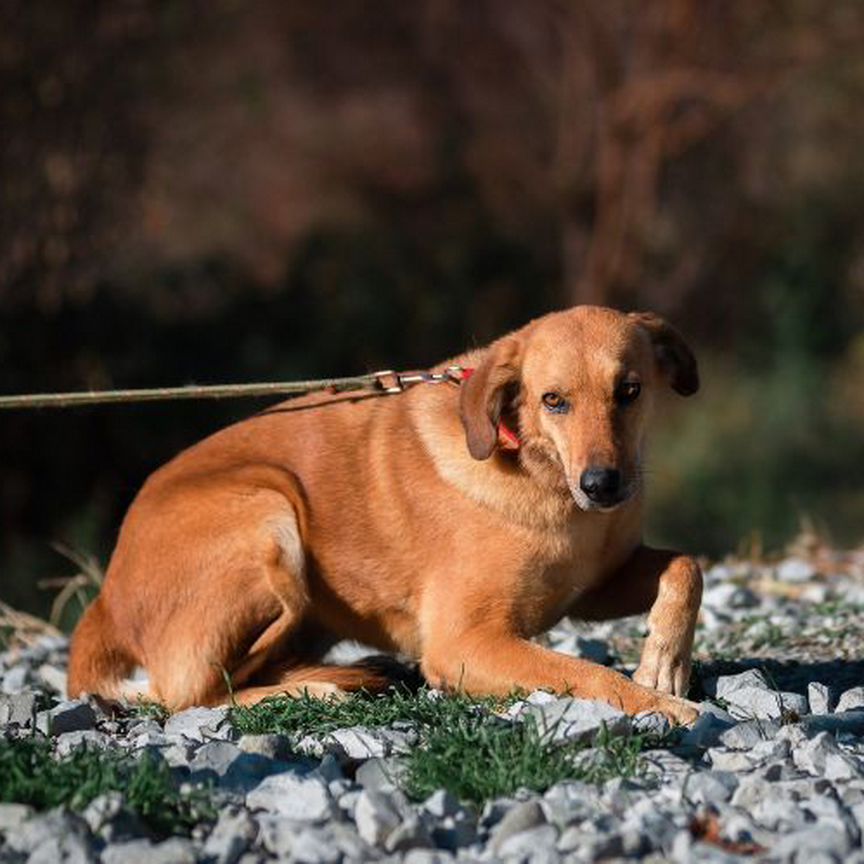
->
[372,366,467,394]
[371,370,406,394]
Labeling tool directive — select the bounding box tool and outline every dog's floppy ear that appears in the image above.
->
[629,311,699,396]
[459,337,522,460]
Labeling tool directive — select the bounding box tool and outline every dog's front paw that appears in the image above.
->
[633,636,692,697]
[650,693,700,726]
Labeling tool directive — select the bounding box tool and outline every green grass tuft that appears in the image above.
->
[0,737,214,836]
[406,716,647,804]
[232,688,648,803]
[231,686,507,741]
[131,698,170,723]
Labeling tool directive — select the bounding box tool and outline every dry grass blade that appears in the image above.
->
[0,601,61,650]
[37,542,105,629]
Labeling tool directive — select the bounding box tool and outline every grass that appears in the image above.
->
[233,688,650,804]
[132,698,170,724]
[0,737,215,836]
[407,715,647,803]
[231,686,504,740]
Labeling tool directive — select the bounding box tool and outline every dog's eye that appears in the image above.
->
[542,392,568,413]
[616,381,642,405]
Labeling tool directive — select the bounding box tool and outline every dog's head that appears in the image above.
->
[459,306,698,511]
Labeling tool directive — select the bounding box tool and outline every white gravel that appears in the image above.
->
[2,545,864,862]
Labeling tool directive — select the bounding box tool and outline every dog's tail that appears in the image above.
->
[67,598,137,700]
[263,655,422,697]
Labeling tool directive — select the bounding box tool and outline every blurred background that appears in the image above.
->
[2,0,864,623]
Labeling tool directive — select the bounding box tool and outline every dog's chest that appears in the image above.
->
[514,562,593,636]
[512,524,625,636]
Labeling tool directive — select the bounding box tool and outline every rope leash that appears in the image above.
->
[0,368,466,411]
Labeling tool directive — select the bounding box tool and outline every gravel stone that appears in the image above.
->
[1,664,30,693]
[27,832,95,864]
[326,725,394,759]
[0,692,37,727]
[163,707,231,742]
[703,582,759,610]
[188,740,290,790]
[707,748,758,772]
[491,800,546,853]
[385,813,434,853]
[722,686,809,720]
[776,558,818,583]
[201,809,257,864]
[496,823,558,859]
[355,757,407,793]
[101,838,197,864]
[37,699,96,736]
[809,682,835,715]
[801,711,864,738]
[578,831,629,860]
[429,810,477,851]
[257,815,298,858]
[81,791,149,842]
[5,811,90,855]
[55,729,115,757]
[793,731,843,775]
[403,851,456,864]
[542,781,603,826]
[354,789,401,846]
[837,687,864,713]
[246,772,336,821]
[288,827,343,863]
[771,825,852,860]
[236,733,292,761]
[679,710,736,750]
[729,778,808,831]
[711,668,771,698]
[683,770,739,804]
[421,790,461,820]
[35,664,67,694]
[129,731,170,750]
[0,804,34,833]
[718,718,781,749]
[518,697,630,743]
[187,740,243,776]
[633,711,672,737]
[825,752,864,781]
[317,753,343,784]
[336,788,361,820]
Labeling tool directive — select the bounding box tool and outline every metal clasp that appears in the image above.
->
[372,366,466,394]
[371,370,405,393]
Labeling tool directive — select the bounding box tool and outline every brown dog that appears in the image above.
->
[68,306,703,723]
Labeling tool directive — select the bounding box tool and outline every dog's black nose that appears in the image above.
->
[579,467,622,505]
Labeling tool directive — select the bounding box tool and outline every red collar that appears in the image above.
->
[455,367,520,451]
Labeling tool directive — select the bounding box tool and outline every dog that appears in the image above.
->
[68,305,703,724]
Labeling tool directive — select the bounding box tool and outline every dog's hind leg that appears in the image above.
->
[68,597,137,701]
[143,497,314,711]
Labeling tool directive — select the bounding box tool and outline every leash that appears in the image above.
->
[0,364,521,449]
[0,367,468,411]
